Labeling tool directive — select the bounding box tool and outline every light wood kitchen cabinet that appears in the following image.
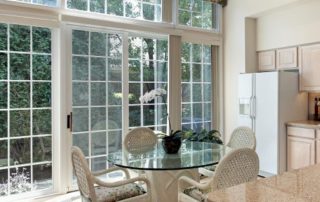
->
[299,44,320,91]
[276,47,297,69]
[287,136,315,171]
[258,50,276,71]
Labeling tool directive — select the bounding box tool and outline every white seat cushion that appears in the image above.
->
[95,183,145,202]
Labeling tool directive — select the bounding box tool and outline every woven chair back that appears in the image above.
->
[227,126,256,150]
[212,148,259,191]
[71,146,96,201]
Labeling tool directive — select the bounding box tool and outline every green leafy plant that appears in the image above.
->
[184,129,223,144]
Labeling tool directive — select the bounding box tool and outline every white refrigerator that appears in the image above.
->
[238,71,308,176]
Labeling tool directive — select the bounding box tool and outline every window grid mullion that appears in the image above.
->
[88,31,92,170]
[30,26,34,190]
[6,23,11,195]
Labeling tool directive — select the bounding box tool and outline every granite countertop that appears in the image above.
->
[286,120,320,129]
[207,164,320,202]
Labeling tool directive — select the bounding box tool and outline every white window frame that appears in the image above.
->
[0,0,224,200]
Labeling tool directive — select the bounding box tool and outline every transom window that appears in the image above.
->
[67,0,162,22]
[7,0,57,6]
[178,0,219,30]
[0,23,52,197]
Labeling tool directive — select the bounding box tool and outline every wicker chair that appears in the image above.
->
[199,126,256,177]
[123,127,157,154]
[178,148,259,202]
[71,146,152,202]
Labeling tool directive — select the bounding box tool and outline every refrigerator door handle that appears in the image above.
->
[252,96,256,118]
[249,96,253,119]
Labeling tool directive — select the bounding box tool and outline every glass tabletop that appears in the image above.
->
[106,140,233,170]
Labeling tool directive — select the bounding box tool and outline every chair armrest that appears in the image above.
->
[178,176,210,193]
[92,167,130,179]
[198,167,215,177]
[94,176,151,191]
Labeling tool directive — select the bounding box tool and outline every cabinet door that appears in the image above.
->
[287,136,315,171]
[258,50,276,72]
[277,47,297,69]
[299,44,320,91]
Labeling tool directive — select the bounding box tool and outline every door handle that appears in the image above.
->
[252,96,256,118]
[249,96,253,119]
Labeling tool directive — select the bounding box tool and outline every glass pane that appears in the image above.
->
[10,25,30,52]
[91,107,106,131]
[67,0,88,10]
[9,166,31,194]
[33,137,52,162]
[33,82,51,108]
[108,59,122,81]
[179,10,191,26]
[91,157,107,172]
[143,3,155,21]
[192,63,201,82]
[91,32,106,56]
[72,56,89,81]
[91,132,107,155]
[73,133,89,156]
[129,60,141,81]
[129,106,140,127]
[129,83,140,104]
[156,40,168,61]
[91,82,106,106]
[181,63,190,82]
[181,43,191,63]
[10,82,30,108]
[203,45,211,63]
[108,82,122,105]
[10,138,31,165]
[33,164,52,190]
[10,110,30,137]
[192,84,202,102]
[108,34,122,58]
[90,0,105,13]
[129,37,141,59]
[32,27,51,53]
[0,112,7,138]
[204,103,211,121]
[125,1,141,19]
[0,53,7,80]
[143,38,155,60]
[181,83,191,102]
[193,103,203,123]
[72,30,89,55]
[0,82,7,109]
[192,44,201,63]
[108,130,122,153]
[33,109,51,135]
[179,0,191,10]
[192,0,202,12]
[108,106,122,129]
[33,55,51,80]
[91,57,106,81]
[0,24,7,51]
[0,169,8,196]
[0,141,7,167]
[182,104,191,123]
[107,0,124,16]
[156,62,167,82]
[143,61,155,81]
[72,108,89,132]
[72,82,89,106]
[204,83,211,102]
[10,54,30,80]
[143,105,155,126]
[203,64,211,82]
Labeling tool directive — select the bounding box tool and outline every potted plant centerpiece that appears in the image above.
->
[139,88,183,154]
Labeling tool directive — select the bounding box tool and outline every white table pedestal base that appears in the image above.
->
[145,169,199,202]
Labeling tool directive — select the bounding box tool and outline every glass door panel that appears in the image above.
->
[0,23,53,198]
[71,29,123,180]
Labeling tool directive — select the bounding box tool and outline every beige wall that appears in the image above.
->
[257,0,320,50]
[223,0,305,141]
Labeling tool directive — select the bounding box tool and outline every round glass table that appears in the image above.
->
[107,140,233,202]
